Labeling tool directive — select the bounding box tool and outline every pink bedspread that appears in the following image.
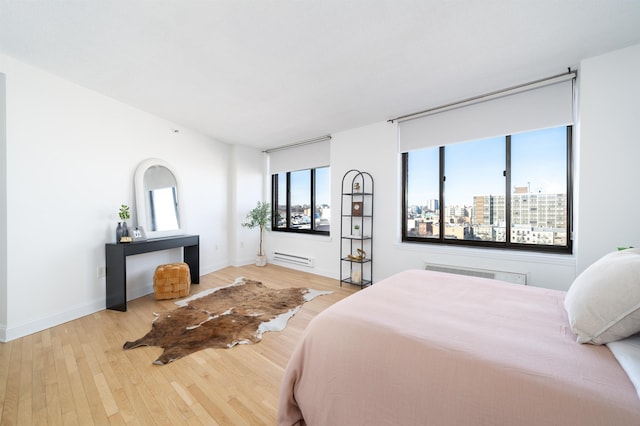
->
[278,269,640,425]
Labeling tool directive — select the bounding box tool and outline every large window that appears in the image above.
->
[272,166,330,235]
[402,126,572,253]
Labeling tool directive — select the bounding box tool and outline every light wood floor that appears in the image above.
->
[0,264,359,425]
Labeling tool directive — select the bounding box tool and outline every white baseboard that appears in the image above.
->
[1,298,104,342]
[201,261,229,275]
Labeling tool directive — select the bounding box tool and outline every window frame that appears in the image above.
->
[401,126,573,254]
[271,167,330,236]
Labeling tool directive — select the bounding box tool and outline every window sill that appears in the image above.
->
[394,241,576,267]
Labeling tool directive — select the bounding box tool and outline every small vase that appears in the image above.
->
[122,221,129,237]
[116,222,123,243]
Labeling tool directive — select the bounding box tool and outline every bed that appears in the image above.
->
[278,264,640,425]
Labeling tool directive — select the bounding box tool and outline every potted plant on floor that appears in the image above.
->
[242,201,271,266]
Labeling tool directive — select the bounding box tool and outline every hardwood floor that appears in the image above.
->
[0,264,359,425]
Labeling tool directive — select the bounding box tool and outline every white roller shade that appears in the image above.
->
[268,137,330,174]
[398,75,575,152]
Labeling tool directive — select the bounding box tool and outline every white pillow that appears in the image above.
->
[564,248,640,345]
[607,334,640,399]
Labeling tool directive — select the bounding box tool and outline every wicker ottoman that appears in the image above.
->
[153,262,191,300]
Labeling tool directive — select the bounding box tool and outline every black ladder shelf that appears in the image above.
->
[340,169,373,288]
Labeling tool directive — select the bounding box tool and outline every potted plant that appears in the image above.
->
[119,204,130,224]
[353,224,361,237]
[242,201,271,266]
[117,204,131,243]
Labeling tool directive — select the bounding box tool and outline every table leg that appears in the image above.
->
[184,243,200,284]
[106,246,127,311]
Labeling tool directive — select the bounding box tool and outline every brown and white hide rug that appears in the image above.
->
[123,278,332,365]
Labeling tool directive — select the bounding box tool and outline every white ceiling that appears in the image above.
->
[1,1,640,150]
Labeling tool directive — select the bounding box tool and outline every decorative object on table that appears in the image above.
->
[123,278,332,365]
[351,270,362,284]
[351,201,363,216]
[117,204,131,243]
[241,201,271,267]
[121,223,130,242]
[116,222,124,242]
[353,182,361,193]
[130,226,147,242]
[353,224,361,236]
[153,262,191,300]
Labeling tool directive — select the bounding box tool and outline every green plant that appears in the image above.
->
[119,204,130,221]
[241,201,271,256]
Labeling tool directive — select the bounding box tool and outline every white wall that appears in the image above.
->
[0,72,7,331]
[228,144,266,266]
[575,43,640,273]
[0,54,231,341]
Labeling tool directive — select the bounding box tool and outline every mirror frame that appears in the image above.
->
[134,158,183,239]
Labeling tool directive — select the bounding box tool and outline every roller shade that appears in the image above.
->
[398,74,575,152]
[268,137,330,174]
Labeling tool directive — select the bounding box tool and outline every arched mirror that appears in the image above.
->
[134,158,182,239]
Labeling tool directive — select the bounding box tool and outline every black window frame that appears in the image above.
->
[401,126,573,254]
[271,167,330,236]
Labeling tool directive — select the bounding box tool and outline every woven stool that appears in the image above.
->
[153,262,191,300]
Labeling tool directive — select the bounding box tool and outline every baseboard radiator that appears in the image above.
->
[273,251,315,267]
[425,263,527,285]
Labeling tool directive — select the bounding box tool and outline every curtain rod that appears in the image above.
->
[389,69,577,123]
[263,134,332,153]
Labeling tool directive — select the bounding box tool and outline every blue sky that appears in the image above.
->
[288,166,331,206]
[407,126,567,206]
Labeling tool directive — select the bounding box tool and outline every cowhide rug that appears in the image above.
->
[123,278,331,365]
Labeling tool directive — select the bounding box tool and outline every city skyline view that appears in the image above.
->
[404,125,570,247]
